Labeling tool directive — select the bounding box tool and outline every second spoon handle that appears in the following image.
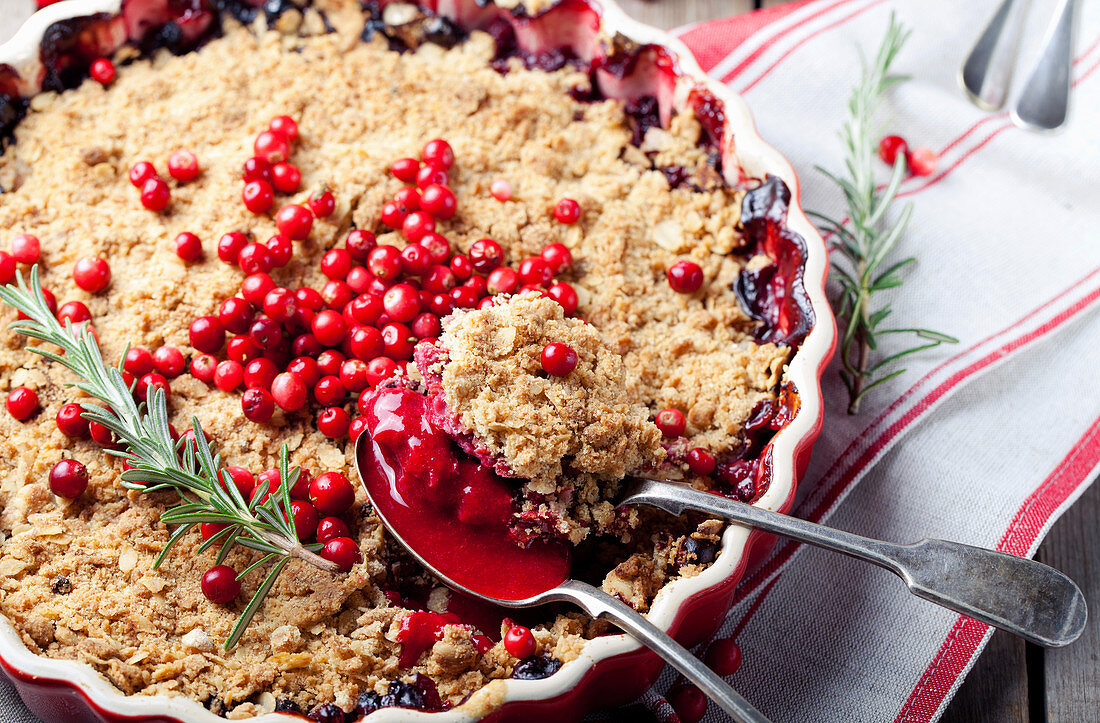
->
[623,479,1087,648]
[545,579,770,723]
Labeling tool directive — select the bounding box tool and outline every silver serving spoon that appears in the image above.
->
[1012,0,1078,131]
[960,0,1031,111]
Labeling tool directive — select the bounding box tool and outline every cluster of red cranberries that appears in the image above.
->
[878,134,937,177]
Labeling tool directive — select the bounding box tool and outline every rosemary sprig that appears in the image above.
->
[0,267,340,650]
[810,14,957,415]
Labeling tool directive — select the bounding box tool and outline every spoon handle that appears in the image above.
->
[544,579,770,723]
[960,0,1030,110]
[623,479,1087,648]
[1012,0,1078,131]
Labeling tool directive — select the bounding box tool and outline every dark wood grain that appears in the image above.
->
[940,630,1031,723]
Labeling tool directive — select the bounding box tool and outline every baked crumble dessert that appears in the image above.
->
[0,0,813,720]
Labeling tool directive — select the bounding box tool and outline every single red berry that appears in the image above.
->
[72,257,111,293]
[503,625,537,658]
[380,201,407,229]
[382,283,421,323]
[189,316,225,354]
[313,376,346,406]
[553,198,581,224]
[242,180,275,214]
[348,325,384,360]
[189,354,217,383]
[128,162,157,188]
[269,115,298,142]
[6,387,39,421]
[271,162,301,194]
[316,516,350,544]
[201,565,241,604]
[416,164,448,190]
[213,360,244,392]
[345,229,376,263]
[365,356,399,386]
[254,130,290,164]
[540,243,573,273]
[368,245,403,280]
[547,282,578,315]
[244,358,278,390]
[484,267,518,295]
[339,358,371,393]
[450,254,474,281]
[401,211,435,243]
[667,260,704,294]
[450,286,479,309]
[275,204,313,241]
[241,387,275,422]
[421,264,456,294]
[428,293,454,317]
[49,458,88,498]
[286,499,319,541]
[218,297,254,335]
[174,231,202,262]
[88,420,116,447]
[167,149,200,182]
[262,287,297,323]
[705,638,743,676]
[140,177,170,211]
[135,372,169,402]
[0,251,15,284]
[317,350,346,377]
[318,407,351,439]
[224,466,255,499]
[541,342,577,377]
[288,357,321,386]
[490,179,512,202]
[217,232,248,265]
[309,471,355,515]
[237,242,273,275]
[398,243,430,276]
[655,408,686,438]
[123,347,154,377]
[57,301,92,326]
[686,448,717,477]
[308,188,335,218]
[878,135,908,165]
[241,273,276,307]
[393,187,421,214]
[391,157,420,183]
[381,322,415,359]
[348,294,383,326]
[668,683,707,723]
[320,248,352,280]
[227,335,260,364]
[312,310,348,347]
[11,233,41,265]
[286,468,312,500]
[200,522,229,541]
[271,372,307,412]
[518,257,553,287]
[907,146,938,177]
[248,317,284,351]
[422,139,455,169]
[411,312,441,340]
[348,416,369,443]
[241,156,273,184]
[55,403,89,438]
[89,58,115,85]
[321,536,360,572]
[468,238,503,273]
[264,233,293,267]
[420,184,457,219]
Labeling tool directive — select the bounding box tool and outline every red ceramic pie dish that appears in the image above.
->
[0,1,836,720]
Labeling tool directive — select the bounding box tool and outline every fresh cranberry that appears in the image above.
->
[380,202,407,230]
[217,232,248,265]
[422,139,455,169]
[420,184,456,219]
[401,212,435,243]
[200,522,229,541]
[57,301,92,326]
[264,233,293,267]
[89,58,115,85]
[241,273,276,308]
[271,372,307,412]
[224,466,255,499]
[55,403,89,438]
[345,229,376,263]
[339,359,371,393]
[368,245,403,280]
[262,287,296,323]
[7,387,38,421]
[269,115,299,142]
[321,248,352,280]
[288,357,321,386]
[396,244,429,277]
[254,130,290,164]
[312,310,347,347]
[382,284,421,323]
[318,407,351,439]
[0,252,14,284]
[167,150,199,182]
[655,408,686,438]
[668,683,707,723]
[667,260,704,294]
[72,257,110,293]
[120,348,152,378]
[309,471,355,515]
[348,325,384,360]
[150,346,184,379]
[416,164,448,190]
[391,157,420,183]
[188,316,224,354]
[468,238,503,273]
[271,162,301,193]
[411,313,441,339]
[878,135,908,165]
[418,265,454,294]
[88,420,116,447]
[705,638,742,676]
[241,387,275,422]
[449,255,473,281]
[553,198,581,224]
[547,282,578,315]
[365,356,399,386]
[248,317,284,351]
[227,335,259,364]
[393,187,421,213]
[135,372,169,402]
[428,293,454,317]
[503,626,537,658]
[275,204,313,241]
[518,257,553,287]
[285,499,318,541]
[313,376,346,406]
[237,242,273,275]
[687,448,717,476]
[49,458,88,498]
[201,565,241,604]
[242,180,275,214]
[140,177,170,211]
[490,178,512,202]
[213,360,244,392]
[348,294,383,326]
[415,234,446,265]
[907,146,938,176]
[128,162,157,188]
[321,537,360,572]
[317,350,345,377]
[381,322,415,359]
[174,231,202,262]
[244,358,278,390]
[218,297,253,335]
[540,243,572,273]
[316,516,350,544]
[540,342,577,377]
[450,286,478,309]
[309,188,335,218]
[241,157,273,184]
[40,288,58,317]
[190,354,217,383]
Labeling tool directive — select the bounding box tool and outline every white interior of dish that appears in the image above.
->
[0,1,835,720]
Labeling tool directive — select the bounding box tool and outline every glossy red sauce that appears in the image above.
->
[358,386,571,601]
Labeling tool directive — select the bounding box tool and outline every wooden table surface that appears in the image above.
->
[2,2,1096,722]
